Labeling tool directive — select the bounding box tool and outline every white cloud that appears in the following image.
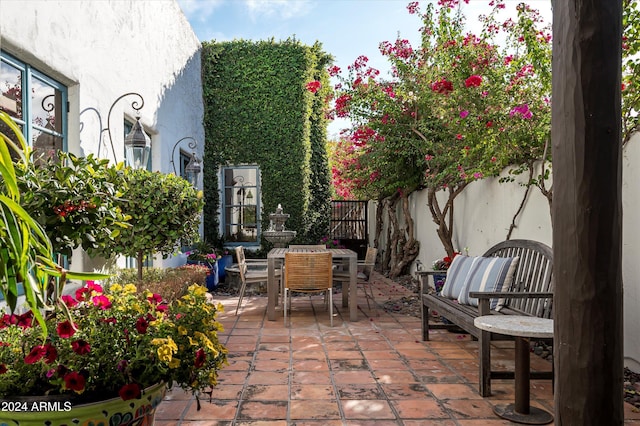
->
[177,0,223,23]
[244,0,313,21]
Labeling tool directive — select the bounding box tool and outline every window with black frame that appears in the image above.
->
[222,166,260,245]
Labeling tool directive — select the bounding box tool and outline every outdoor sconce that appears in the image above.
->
[124,117,151,170]
[170,136,202,187]
[80,92,150,169]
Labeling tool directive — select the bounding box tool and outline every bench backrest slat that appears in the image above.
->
[483,239,553,318]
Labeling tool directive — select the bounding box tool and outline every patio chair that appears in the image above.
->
[333,246,378,311]
[235,246,281,315]
[284,251,333,326]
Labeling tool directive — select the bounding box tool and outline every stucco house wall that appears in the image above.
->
[0,0,204,270]
[373,132,640,371]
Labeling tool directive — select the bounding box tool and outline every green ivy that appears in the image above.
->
[201,39,332,246]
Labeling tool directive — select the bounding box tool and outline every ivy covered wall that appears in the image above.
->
[201,39,332,247]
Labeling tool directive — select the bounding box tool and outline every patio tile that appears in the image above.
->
[243,384,289,400]
[330,358,369,370]
[291,359,329,371]
[291,371,333,384]
[426,383,483,400]
[374,369,420,384]
[236,400,288,420]
[332,370,377,384]
[340,399,397,419]
[183,400,238,420]
[336,384,385,399]
[380,383,430,399]
[290,399,341,419]
[441,398,497,419]
[291,384,335,399]
[246,371,289,385]
[390,398,449,419]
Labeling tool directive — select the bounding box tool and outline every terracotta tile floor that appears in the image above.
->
[155,273,640,425]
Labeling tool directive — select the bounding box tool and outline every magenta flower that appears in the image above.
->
[92,295,112,310]
[459,110,469,119]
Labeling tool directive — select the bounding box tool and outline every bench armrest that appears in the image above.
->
[468,291,553,299]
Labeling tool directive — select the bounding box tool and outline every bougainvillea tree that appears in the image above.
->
[330,0,552,265]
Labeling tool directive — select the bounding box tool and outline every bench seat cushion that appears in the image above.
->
[458,256,519,310]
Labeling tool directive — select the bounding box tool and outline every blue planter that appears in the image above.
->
[187,260,219,291]
[217,255,233,282]
[433,273,447,293]
[205,261,219,291]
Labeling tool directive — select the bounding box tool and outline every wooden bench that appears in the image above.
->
[420,239,554,397]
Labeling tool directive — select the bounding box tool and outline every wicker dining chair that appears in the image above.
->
[284,251,333,326]
[235,246,281,315]
[333,246,378,311]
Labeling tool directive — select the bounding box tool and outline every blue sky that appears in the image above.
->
[176,0,552,136]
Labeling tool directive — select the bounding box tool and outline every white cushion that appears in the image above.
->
[440,256,478,299]
[457,256,519,310]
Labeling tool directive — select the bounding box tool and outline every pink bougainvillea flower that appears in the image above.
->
[63,371,86,394]
[473,172,484,179]
[92,295,112,310]
[459,110,469,119]
[425,154,434,161]
[464,74,482,87]
[306,80,321,94]
[327,65,341,76]
[456,134,463,140]
[56,320,77,339]
[119,383,142,401]
[71,339,91,355]
[510,104,533,119]
[431,79,454,94]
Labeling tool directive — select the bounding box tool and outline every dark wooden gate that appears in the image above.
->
[330,200,368,259]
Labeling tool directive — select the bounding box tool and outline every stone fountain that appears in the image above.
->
[263,204,296,247]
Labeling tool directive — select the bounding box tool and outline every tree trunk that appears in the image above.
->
[388,192,419,278]
[374,198,385,267]
[136,251,144,285]
[552,1,624,423]
[426,184,467,257]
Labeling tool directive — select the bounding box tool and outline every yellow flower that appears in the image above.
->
[178,326,188,335]
[123,284,137,295]
[194,331,217,353]
[109,284,123,293]
[168,358,180,369]
[188,336,198,346]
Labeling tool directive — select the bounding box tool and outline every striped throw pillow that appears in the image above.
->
[440,256,479,299]
[457,256,519,310]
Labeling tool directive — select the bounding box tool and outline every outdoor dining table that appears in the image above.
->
[267,247,358,321]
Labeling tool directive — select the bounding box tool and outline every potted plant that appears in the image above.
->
[431,252,461,293]
[185,240,221,290]
[0,282,227,424]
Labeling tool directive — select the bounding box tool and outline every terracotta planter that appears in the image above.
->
[0,382,166,426]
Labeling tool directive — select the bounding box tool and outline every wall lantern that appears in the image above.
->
[170,136,202,187]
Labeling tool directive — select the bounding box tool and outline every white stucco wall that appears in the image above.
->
[1,0,204,270]
[373,135,640,371]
